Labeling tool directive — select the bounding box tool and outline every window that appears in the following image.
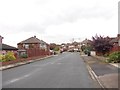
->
[40,43,47,50]
[25,44,29,49]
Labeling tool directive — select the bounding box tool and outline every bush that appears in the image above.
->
[104,53,109,57]
[0,54,6,62]
[84,49,90,55]
[5,51,16,61]
[107,51,120,63]
[84,49,88,54]
[20,53,28,58]
[0,52,16,62]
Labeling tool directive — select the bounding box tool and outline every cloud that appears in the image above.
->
[21,23,45,33]
[0,0,116,33]
[0,0,119,46]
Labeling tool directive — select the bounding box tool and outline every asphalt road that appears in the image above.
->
[2,52,101,88]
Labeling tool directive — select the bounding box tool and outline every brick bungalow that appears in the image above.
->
[17,36,50,57]
[0,35,18,55]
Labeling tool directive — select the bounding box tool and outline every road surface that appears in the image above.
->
[2,52,101,88]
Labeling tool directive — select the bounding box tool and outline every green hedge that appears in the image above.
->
[107,51,120,63]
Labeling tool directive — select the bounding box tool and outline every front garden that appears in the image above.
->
[106,51,120,63]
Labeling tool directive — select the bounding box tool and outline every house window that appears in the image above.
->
[25,44,29,49]
[40,43,47,49]
[29,44,34,48]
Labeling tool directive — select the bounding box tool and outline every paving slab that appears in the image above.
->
[81,55,119,89]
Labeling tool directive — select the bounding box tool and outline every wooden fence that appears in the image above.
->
[27,48,50,57]
[1,49,51,66]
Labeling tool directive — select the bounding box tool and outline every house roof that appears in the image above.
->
[2,44,18,50]
[17,36,48,45]
[18,36,41,44]
[81,39,92,44]
[109,37,119,43]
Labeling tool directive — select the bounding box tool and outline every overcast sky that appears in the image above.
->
[0,0,119,47]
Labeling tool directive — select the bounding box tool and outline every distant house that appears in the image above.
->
[67,42,81,52]
[81,39,92,46]
[0,35,18,55]
[17,36,49,50]
[110,34,120,52]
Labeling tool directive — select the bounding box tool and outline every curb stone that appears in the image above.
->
[92,56,120,69]
[0,55,54,71]
[86,63,106,89]
[81,56,106,89]
[110,63,120,68]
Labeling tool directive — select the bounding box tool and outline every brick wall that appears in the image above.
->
[111,46,120,52]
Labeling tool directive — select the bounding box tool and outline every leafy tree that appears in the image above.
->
[81,45,86,51]
[91,35,113,55]
[49,43,56,50]
[54,47,60,51]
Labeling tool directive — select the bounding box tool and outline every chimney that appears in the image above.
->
[34,35,36,38]
[0,35,3,44]
[117,34,120,37]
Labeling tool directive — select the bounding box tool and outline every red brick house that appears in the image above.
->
[17,36,50,57]
[110,34,120,52]
[81,39,92,46]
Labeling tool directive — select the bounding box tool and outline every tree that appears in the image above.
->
[49,43,60,51]
[49,43,56,50]
[91,35,113,55]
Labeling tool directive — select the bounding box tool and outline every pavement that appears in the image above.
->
[0,55,54,71]
[2,52,101,88]
[81,54,120,89]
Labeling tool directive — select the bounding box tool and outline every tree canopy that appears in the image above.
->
[91,35,113,55]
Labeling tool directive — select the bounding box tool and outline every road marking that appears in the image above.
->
[9,79,19,83]
[3,68,41,86]
[57,63,62,65]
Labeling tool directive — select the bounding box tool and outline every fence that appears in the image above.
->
[27,48,50,57]
[1,49,50,66]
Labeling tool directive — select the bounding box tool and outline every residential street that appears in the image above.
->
[2,52,101,88]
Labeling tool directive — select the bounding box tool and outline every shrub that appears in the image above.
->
[84,49,88,54]
[84,49,90,55]
[0,54,3,61]
[20,53,28,58]
[5,51,16,61]
[0,54,6,62]
[0,52,16,62]
[107,51,120,63]
[104,53,109,57]
[91,35,113,55]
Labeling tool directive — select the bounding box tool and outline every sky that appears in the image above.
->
[0,0,119,47]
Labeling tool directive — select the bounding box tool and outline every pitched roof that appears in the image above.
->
[2,44,18,50]
[81,39,92,44]
[18,36,41,44]
[109,37,119,43]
